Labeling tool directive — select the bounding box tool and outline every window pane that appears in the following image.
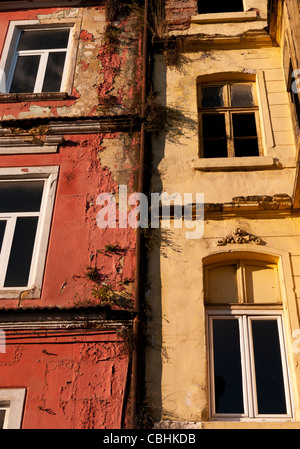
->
[9,55,40,93]
[0,409,6,429]
[198,0,244,13]
[17,29,70,51]
[202,114,227,157]
[4,217,38,287]
[231,84,254,107]
[232,113,259,157]
[245,264,280,303]
[0,221,6,254]
[234,139,259,157]
[203,140,228,158]
[207,265,238,303]
[212,319,244,414]
[201,85,225,107]
[0,181,44,213]
[232,113,257,137]
[203,114,227,138]
[251,320,287,414]
[42,52,66,92]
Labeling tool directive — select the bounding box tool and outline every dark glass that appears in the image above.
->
[252,320,287,414]
[4,217,38,287]
[234,139,259,157]
[0,181,44,213]
[198,0,244,13]
[232,113,257,137]
[0,410,5,429]
[202,114,227,157]
[213,319,244,414]
[231,84,254,107]
[203,140,228,158]
[17,29,70,51]
[9,55,40,93]
[0,220,6,253]
[201,85,225,107]
[203,114,226,138]
[42,52,66,92]
[233,113,259,156]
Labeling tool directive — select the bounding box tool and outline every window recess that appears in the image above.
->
[198,82,262,158]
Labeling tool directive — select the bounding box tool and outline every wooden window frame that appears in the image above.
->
[198,81,263,158]
[204,259,281,305]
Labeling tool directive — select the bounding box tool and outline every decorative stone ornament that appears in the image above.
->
[217,228,264,246]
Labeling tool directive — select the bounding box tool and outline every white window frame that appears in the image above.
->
[0,166,59,299]
[207,310,294,421]
[0,389,26,429]
[0,21,74,94]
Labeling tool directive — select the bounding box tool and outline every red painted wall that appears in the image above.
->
[0,132,138,310]
[0,330,129,429]
[0,3,142,429]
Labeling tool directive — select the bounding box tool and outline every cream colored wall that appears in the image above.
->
[146,217,300,427]
[152,45,297,203]
[146,0,300,428]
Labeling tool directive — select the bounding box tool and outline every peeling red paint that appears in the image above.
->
[0,331,129,429]
[80,30,95,41]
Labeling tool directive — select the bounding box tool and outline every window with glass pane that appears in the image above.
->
[0,180,44,288]
[198,82,261,158]
[209,314,292,419]
[9,28,70,93]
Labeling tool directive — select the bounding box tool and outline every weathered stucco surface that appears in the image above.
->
[146,0,300,429]
[0,331,129,428]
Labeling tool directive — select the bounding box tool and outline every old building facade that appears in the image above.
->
[0,0,145,429]
[145,0,300,429]
[0,0,300,430]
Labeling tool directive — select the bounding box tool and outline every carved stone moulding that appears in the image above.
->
[217,228,264,246]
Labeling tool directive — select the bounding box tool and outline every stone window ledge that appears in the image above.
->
[192,156,296,171]
[0,92,69,103]
[191,11,267,24]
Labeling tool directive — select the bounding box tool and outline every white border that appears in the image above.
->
[0,166,59,299]
[0,388,26,429]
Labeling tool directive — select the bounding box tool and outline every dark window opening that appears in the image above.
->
[198,0,244,14]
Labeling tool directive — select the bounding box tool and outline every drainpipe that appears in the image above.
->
[130,0,149,430]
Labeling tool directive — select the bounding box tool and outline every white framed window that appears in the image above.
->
[0,166,59,298]
[207,311,293,420]
[0,389,26,429]
[0,21,73,94]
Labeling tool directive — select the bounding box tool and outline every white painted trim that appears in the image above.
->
[0,389,26,429]
[0,21,75,94]
[0,166,59,299]
[207,310,294,421]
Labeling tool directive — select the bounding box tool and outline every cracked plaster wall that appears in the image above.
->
[0,331,129,429]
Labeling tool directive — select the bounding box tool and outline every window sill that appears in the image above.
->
[0,92,69,103]
[192,156,296,171]
[0,286,38,300]
[191,11,266,24]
